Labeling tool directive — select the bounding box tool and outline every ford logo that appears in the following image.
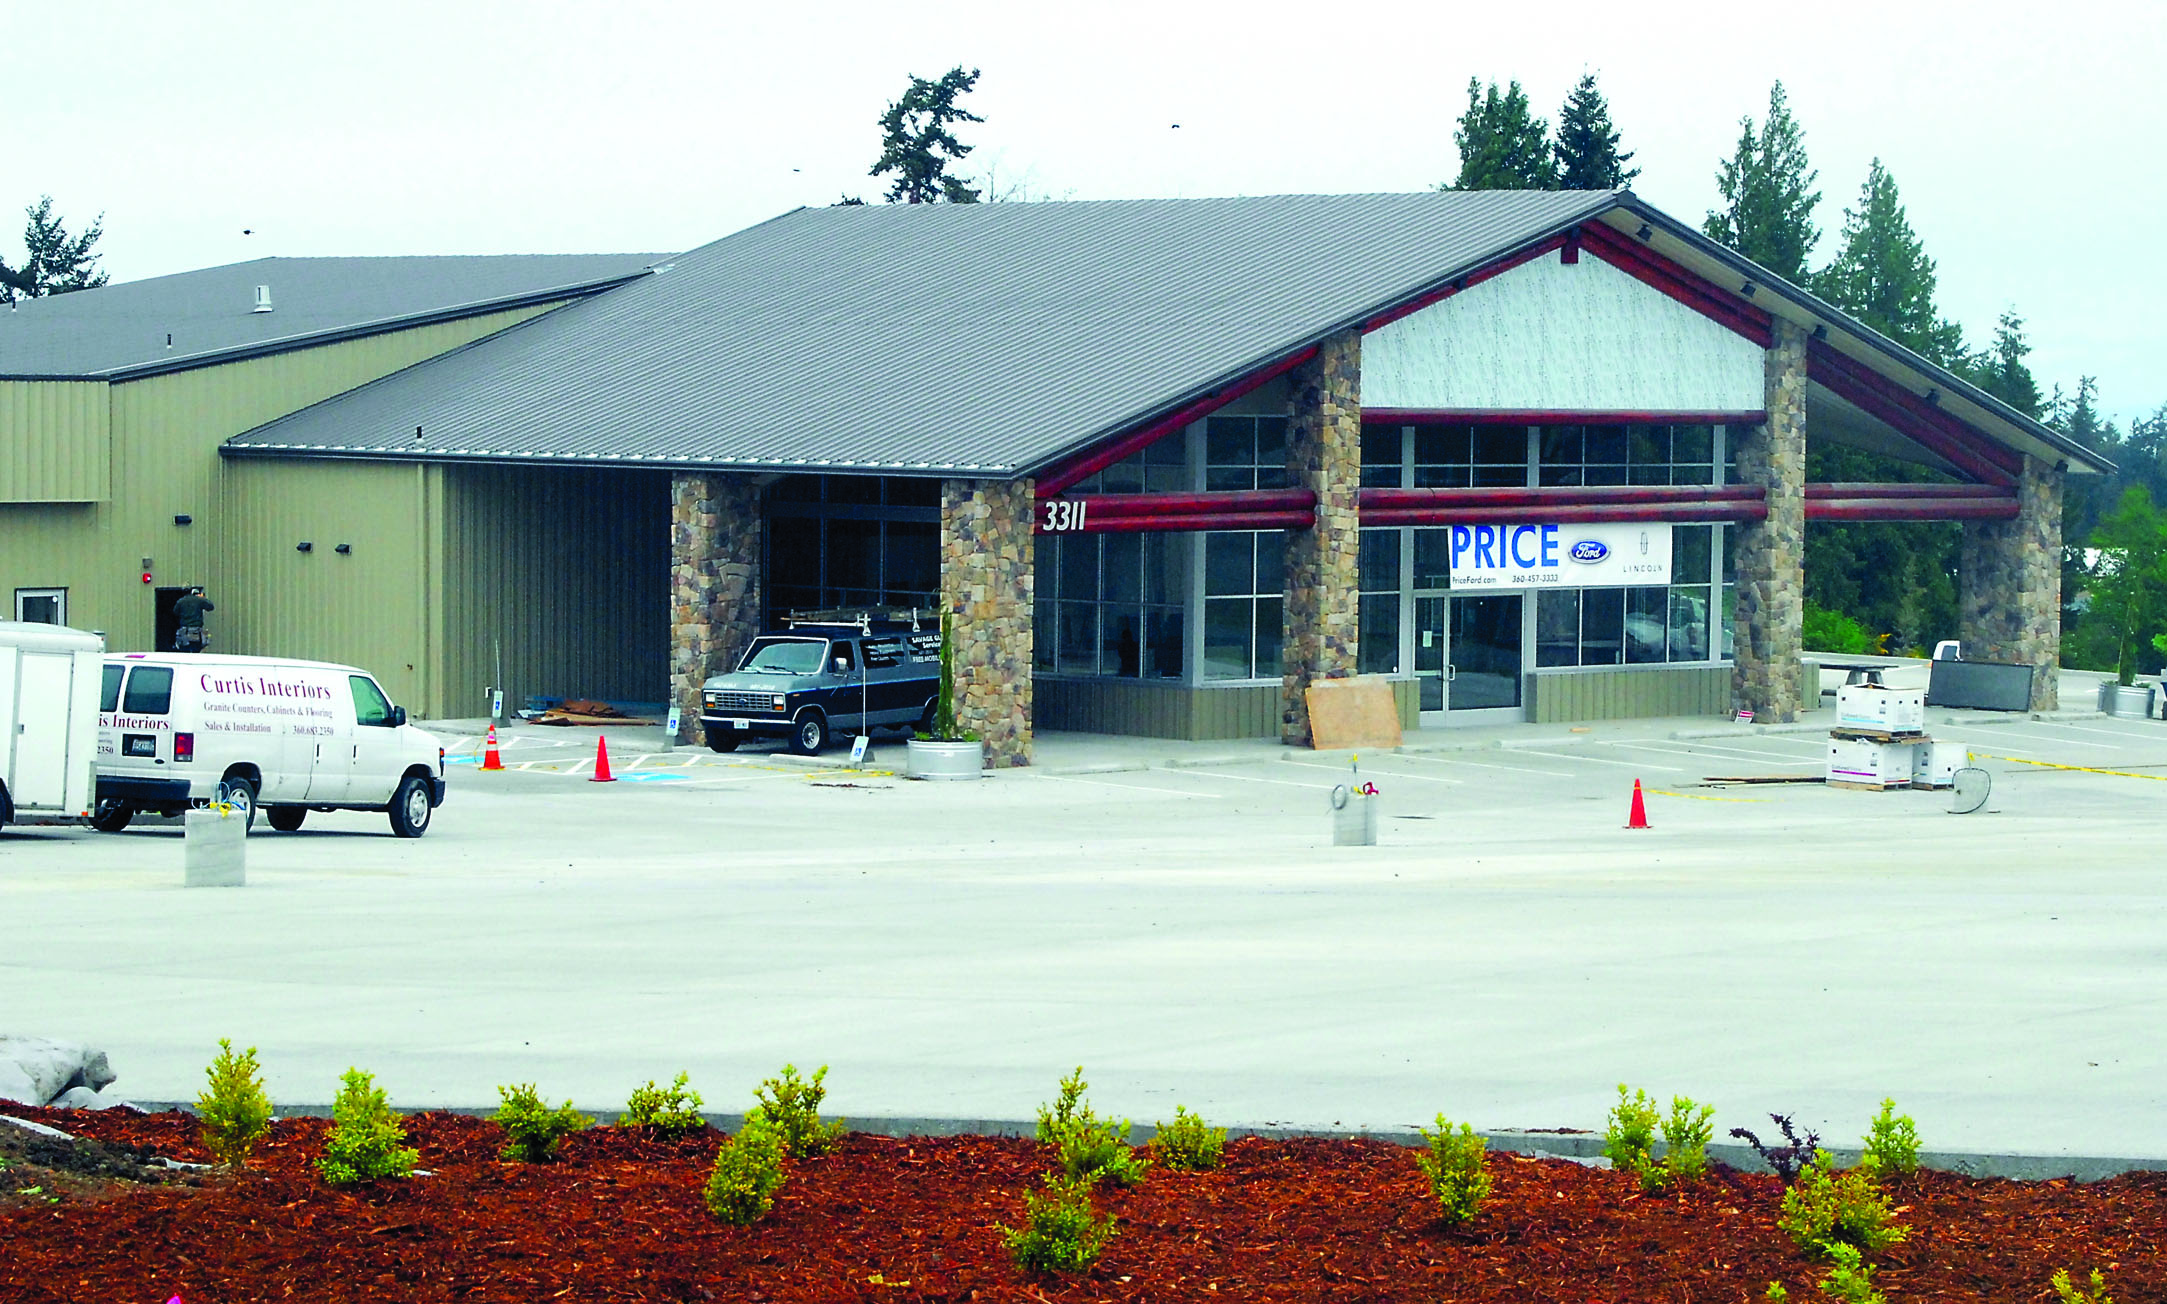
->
[1568,540,1609,563]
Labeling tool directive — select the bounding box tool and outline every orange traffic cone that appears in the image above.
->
[590,735,615,783]
[481,725,504,771]
[1626,778,1650,829]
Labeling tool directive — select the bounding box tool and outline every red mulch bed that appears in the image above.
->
[2,1107,2161,1302]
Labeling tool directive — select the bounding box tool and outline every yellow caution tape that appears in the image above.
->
[1648,788,1769,803]
[1967,752,2167,782]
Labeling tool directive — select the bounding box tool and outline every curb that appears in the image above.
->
[99,1104,2167,1183]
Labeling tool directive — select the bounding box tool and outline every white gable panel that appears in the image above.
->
[1361,253,1764,412]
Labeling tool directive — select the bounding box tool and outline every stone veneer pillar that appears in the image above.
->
[1731,319,1809,723]
[670,473,763,744]
[1959,455,2063,710]
[940,478,1034,768]
[1280,329,1363,746]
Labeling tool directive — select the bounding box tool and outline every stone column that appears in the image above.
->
[1280,329,1363,746]
[670,472,763,744]
[1731,319,1809,722]
[1959,455,2063,710]
[940,477,1034,768]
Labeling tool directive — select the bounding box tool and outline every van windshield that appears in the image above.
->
[739,639,827,674]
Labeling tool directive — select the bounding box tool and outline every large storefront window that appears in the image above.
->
[1534,525,1724,666]
[765,476,940,618]
[1202,531,1284,680]
[1357,528,1401,675]
[1034,532,1187,678]
[1205,415,1289,490]
[1538,423,1716,486]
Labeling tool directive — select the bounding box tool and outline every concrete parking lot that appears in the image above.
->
[5,691,2165,1170]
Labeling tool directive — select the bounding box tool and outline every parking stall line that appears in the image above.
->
[2024,721,2165,743]
[1178,768,1351,792]
[1618,740,1821,766]
[1391,753,1574,779]
[1513,748,1691,773]
[1283,759,1463,786]
[1029,773,1232,801]
[1958,725,2121,751]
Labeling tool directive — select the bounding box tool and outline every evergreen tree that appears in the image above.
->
[0,195,107,303]
[1814,159,1966,366]
[1553,73,1638,190]
[1963,309,2042,419]
[1702,82,1819,281]
[870,66,985,205]
[1447,78,1556,190]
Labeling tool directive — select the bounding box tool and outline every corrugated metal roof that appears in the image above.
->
[0,253,661,379]
[220,192,1618,475]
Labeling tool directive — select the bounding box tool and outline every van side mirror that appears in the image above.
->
[390,705,407,726]
[833,658,850,675]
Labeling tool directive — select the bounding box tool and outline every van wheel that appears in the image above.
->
[266,807,306,832]
[916,698,938,735]
[90,800,135,833]
[389,774,432,838]
[215,777,258,831]
[705,727,741,753]
[789,709,828,756]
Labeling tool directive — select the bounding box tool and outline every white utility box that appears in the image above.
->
[1835,683,1925,734]
[1910,740,1964,790]
[1828,736,1913,790]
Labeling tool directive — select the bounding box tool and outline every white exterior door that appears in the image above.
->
[12,652,76,808]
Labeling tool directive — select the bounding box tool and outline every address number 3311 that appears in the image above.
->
[1039,498,1090,532]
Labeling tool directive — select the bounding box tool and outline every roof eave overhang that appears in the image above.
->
[1610,198,2113,476]
[217,442,1016,477]
[78,268,656,384]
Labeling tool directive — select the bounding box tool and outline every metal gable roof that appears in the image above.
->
[0,253,662,379]
[219,191,1620,474]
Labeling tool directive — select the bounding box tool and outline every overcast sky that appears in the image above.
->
[15,0,2161,426]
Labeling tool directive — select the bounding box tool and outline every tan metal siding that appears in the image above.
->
[0,304,558,652]
[437,464,670,720]
[1527,665,1732,723]
[1039,679,1283,740]
[0,381,110,503]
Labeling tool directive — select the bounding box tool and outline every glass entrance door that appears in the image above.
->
[1415,593,1525,721]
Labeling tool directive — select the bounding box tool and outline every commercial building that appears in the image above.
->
[0,191,2106,765]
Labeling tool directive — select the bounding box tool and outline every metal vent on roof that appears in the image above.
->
[252,285,274,314]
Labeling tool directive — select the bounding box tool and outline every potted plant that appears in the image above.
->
[906,612,984,779]
[2089,488,2166,718]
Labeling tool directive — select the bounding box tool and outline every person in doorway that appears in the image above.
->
[174,586,215,651]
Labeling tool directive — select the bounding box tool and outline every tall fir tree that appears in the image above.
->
[1814,159,1965,366]
[1553,73,1638,190]
[1702,82,1819,282]
[0,196,107,303]
[870,66,985,205]
[1447,79,1556,190]
[1966,309,2042,419]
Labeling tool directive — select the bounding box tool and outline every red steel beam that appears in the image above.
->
[1806,482,2013,500]
[1033,346,1319,498]
[1362,409,1766,427]
[1362,502,1766,527]
[1357,235,1567,334]
[1578,222,1775,346]
[1360,485,1762,511]
[1807,341,2021,485]
[1806,497,2020,522]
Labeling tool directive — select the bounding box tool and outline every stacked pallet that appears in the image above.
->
[1827,682,1959,790]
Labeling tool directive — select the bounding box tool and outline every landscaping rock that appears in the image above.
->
[0,1037,117,1106]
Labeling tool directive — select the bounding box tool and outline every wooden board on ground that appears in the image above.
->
[1306,677,1402,751]
[1828,778,1905,792]
[1830,727,1929,743]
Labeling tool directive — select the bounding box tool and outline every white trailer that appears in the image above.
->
[0,621,104,832]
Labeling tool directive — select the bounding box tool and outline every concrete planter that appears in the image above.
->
[906,738,983,780]
[2098,681,2158,718]
[183,807,247,887]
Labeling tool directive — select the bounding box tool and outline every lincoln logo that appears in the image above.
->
[1569,540,1610,563]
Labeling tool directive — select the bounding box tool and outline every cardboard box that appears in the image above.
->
[1827,736,1912,790]
[1910,740,1964,789]
[1836,684,1925,734]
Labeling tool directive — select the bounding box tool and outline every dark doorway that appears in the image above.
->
[153,587,189,651]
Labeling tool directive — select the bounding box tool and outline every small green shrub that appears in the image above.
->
[1000,1174,1115,1275]
[1859,1099,1920,1177]
[1148,1106,1227,1172]
[1604,1084,1662,1189]
[1414,1113,1492,1225]
[702,1108,787,1225]
[2053,1268,2115,1304]
[1034,1067,1147,1187]
[755,1064,844,1158]
[1819,1244,1887,1304]
[621,1071,706,1137]
[1804,600,1879,656]
[1661,1095,1717,1185]
[492,1083,591,1162]
[316,1068,418,1186]
[1777,1151,1907,1258]
[196,1039,273,1168]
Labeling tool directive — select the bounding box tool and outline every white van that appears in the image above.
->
[0,622,104,833]
[93,653,447,837]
